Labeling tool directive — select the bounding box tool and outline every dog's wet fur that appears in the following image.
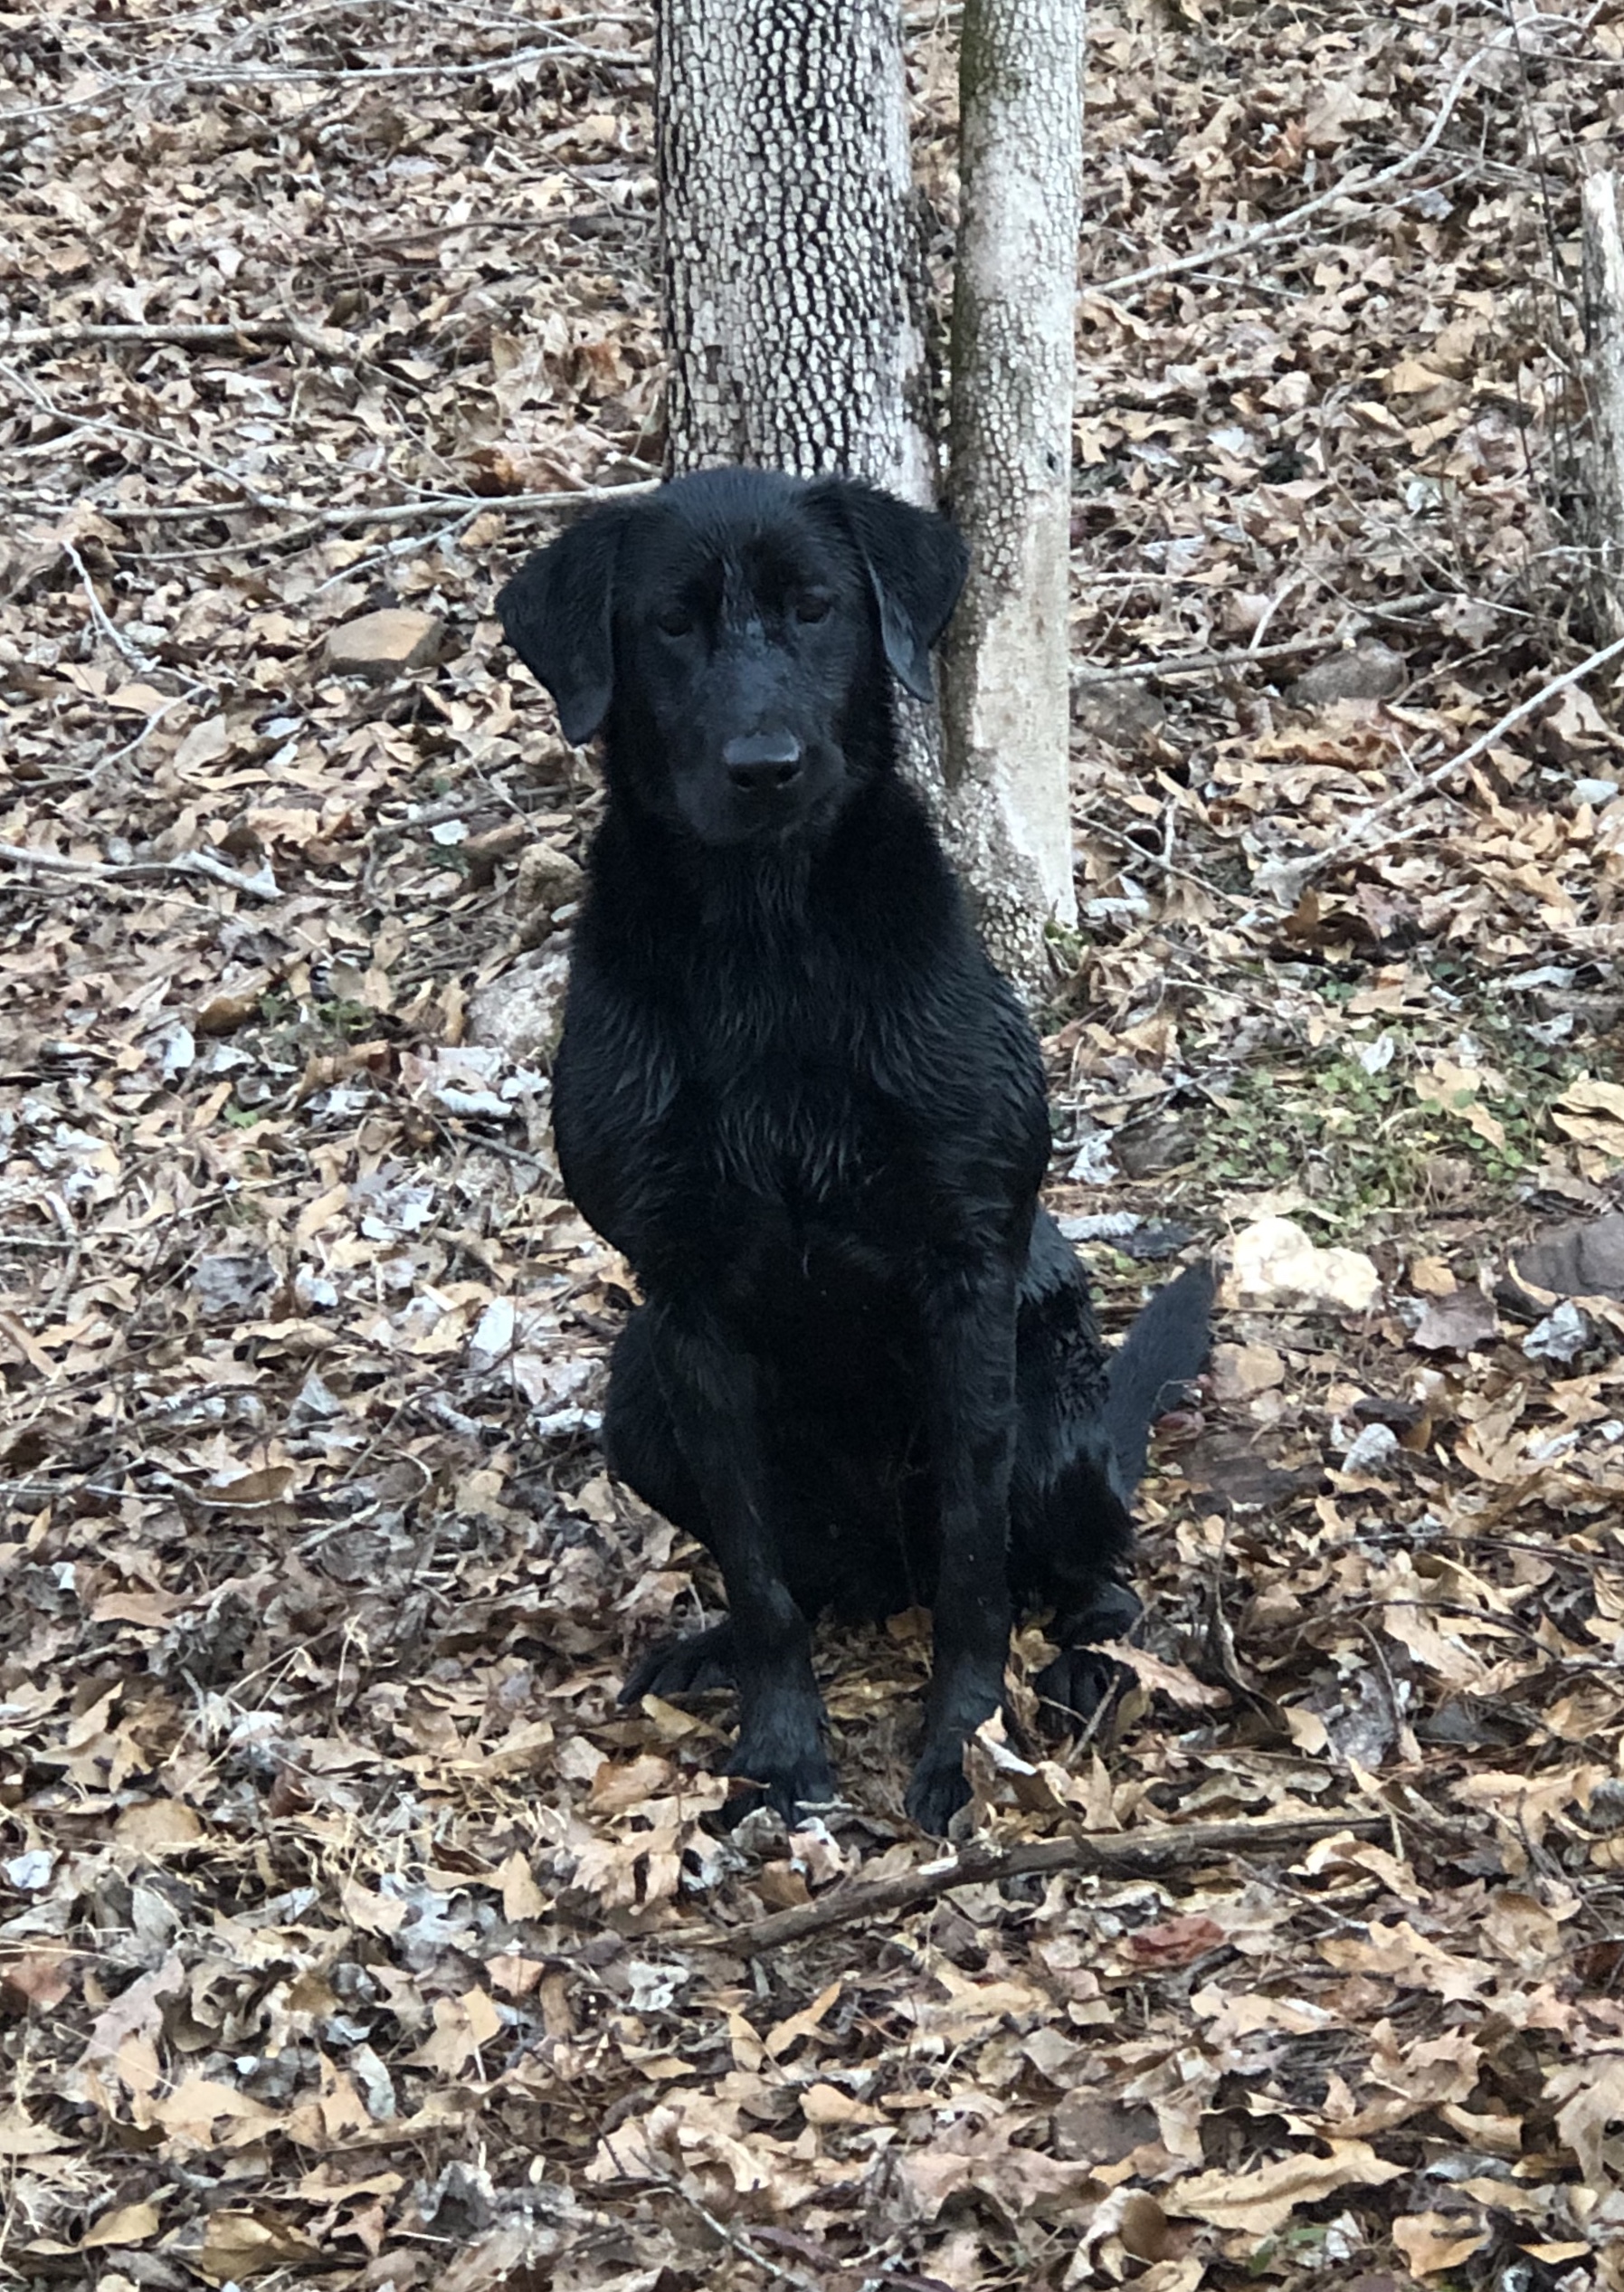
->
[499,467,1212,1833]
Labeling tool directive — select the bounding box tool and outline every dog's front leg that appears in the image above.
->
[654,1305,836,1822]
[907,1260,1019,1833]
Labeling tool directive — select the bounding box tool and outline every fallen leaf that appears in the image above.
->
[199,2210,323,2283]
[1172,2140,1404,2233]
[1391,2213,1487,2275]
[1410,1289,1499,1354]
[0,2107,68,2157]
[82,2199,163,2249]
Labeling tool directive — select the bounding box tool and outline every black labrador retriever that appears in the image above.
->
[498,467,1211,1834]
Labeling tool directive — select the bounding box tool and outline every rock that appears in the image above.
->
[513,844,586,946]
[325,609,443,680]
[1285,641,1406,709]
[1507,1210,1624,1305]
[1227,1216,1380,1314]
[1342,1422,1401,1476]
[1211,1341,1286,1401]
[1114,1115,1198,1179]
[1072,677,1165,750]
[466,944,572,1065]
[461,820,529,889]
[192,1251,276,1319]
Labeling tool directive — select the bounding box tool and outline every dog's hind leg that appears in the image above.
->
[603,1306,709,1536]
[605,1308,737,1701]
[621,1619,736,1701]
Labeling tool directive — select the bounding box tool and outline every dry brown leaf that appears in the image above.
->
[1547,2051,1624,2184]
[1172,2140,1404,2233]
[199,2210,323,2283]
[81,2199,163,2249]
[1391,2212,1488,2275]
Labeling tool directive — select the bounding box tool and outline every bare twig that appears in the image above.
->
[0,842,280,902]
[1075,809,1253,915]
[672,1812,1387,1955]
[5,480,658,537]
[1,319,342,355]
[603,2143,823,2292]
[0,361,305,513]
[1071,595,1440,688]
[1256,626,1624,904]
[1074,630,1351,688]
[60,539,158,677]
[0,36,642,136]
[1087,16,1591,303]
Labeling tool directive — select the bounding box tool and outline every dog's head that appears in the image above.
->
[497,468,966,845]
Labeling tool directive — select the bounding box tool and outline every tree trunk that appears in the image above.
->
[656,0,1083,999]
[940,0,1083,989]
[656,0,934,502]
[1581,169,1624,642]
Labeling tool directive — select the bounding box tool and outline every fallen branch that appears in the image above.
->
[1256,626,1624,906]
[1075,631,1355,689]
[7,480,658,536]
[1087,17,1581,303]
[0,842,280,902]
[678,1811,1386,1955]
[275,480,659,537]
[1,318,342,355]
[1071,595,1439,688]
[61,537,160,678]
[0,34,642,137]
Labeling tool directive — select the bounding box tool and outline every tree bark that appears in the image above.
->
[1581,168,1624,642]
[656,0,934,502]
[656,0,1083,998]
[940,0,1083,988]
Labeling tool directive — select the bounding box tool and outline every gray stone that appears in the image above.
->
[466,944,572,1065]
[1286,641,1406,709]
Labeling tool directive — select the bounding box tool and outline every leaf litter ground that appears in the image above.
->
[3,2,1624,2287]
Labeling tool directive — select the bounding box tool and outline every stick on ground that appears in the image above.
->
[675,1811,1388,1955]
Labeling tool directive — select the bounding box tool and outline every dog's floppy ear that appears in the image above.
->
[497,503,631,745]
[813,479,968,699]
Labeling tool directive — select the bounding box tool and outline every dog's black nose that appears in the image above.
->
[723,733,803,794]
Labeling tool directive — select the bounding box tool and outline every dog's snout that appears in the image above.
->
[723,732,803,794]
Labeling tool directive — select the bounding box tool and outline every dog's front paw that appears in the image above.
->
[619,1620,736,1704]
[905,1736,972,1836]
[726,1729,838,1828]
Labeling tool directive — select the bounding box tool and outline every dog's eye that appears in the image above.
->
[656,606,695,638]
[795,594,833,625]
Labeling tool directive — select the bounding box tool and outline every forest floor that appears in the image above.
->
[4,1,1624,2287]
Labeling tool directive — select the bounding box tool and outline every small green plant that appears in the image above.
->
[1195,1011,1588,1227]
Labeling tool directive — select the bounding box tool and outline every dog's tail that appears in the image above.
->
[1105,1260,1215,1497]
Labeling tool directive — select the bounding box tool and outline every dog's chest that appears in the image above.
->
[693,1030,903,1215]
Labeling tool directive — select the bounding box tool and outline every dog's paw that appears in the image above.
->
[619,1621,736,1705]
[904,1737,972,1836]
[1035,1643,1126,1732]
[725,1731,838,1828]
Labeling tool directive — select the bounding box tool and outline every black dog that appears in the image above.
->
[499,468,1211,1834]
